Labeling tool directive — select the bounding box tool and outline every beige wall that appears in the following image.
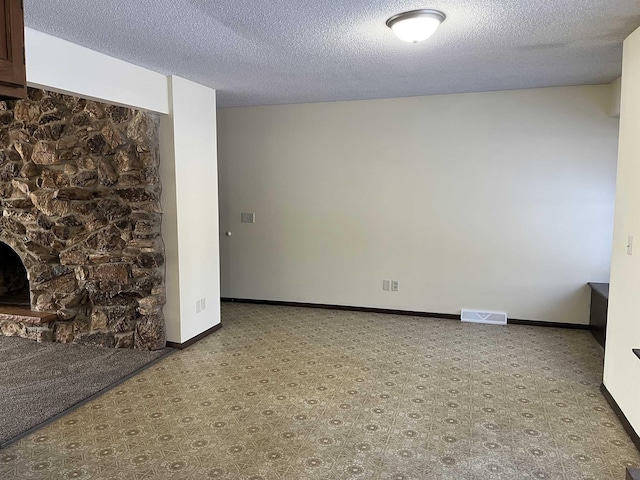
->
[218,86,619,323]
[604,26,640,437]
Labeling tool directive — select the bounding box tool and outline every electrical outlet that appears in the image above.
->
[196,298,206,313]
[383,279,390,291]
[391,280,399,292]
[241,212,256,223]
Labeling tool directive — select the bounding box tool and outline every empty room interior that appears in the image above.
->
[1,1,640,479]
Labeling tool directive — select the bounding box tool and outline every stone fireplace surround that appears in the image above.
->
[0,88,165,349]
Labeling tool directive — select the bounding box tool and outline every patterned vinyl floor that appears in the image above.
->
[0,303,638,480]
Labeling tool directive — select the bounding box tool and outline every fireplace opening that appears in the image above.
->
[0,242,30,307]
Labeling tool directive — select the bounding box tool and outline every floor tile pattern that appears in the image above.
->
[0,303,638,479]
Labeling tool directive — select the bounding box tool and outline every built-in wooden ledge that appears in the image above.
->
[0,307,57,325]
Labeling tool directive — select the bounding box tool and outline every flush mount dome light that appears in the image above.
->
[386,9,446,43]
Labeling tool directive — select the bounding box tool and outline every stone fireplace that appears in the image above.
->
[0,88,166,349]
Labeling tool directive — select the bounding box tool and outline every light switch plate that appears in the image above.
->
[241,212,256,223]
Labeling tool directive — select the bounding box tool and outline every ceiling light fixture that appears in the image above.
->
[386,9,446,43]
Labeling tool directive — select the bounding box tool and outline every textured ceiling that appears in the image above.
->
[24,0,640,108]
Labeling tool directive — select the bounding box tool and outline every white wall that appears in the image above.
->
[161,76,220,343]
[25,29,220,345]
[218,86,619,324]
[604,27,640,438]
[25,28,169,114]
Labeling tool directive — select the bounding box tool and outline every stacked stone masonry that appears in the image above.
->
[0,88,166,349]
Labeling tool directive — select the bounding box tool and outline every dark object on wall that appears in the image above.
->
[588,282,609,348]
[0,0,26,100]
[634,349,640,360]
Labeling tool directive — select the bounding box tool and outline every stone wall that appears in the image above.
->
[0,88,165,349]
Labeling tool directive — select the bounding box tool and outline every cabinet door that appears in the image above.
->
[0,0,26,99]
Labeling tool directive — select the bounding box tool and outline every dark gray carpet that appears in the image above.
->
[0,336,172,446]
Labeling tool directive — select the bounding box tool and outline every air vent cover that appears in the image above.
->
[461,309,507,325]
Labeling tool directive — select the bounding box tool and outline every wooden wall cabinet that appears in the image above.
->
[0,0,26,100]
